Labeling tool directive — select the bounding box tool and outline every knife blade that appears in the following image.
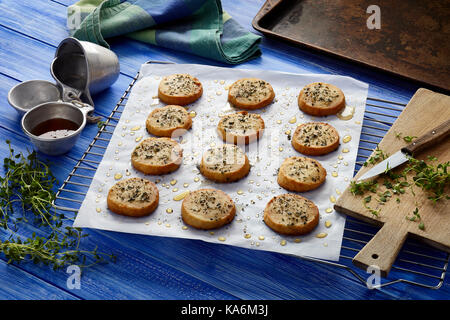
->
[356,118,450,182]
[357,150,408,181]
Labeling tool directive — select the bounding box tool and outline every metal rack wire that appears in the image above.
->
[53,61,449,290]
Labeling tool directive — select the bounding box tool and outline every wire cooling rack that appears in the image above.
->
[53,61,449,290]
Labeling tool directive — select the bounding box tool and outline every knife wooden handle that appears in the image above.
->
[401,118,450,156]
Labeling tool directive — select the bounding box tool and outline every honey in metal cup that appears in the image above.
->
[21,101,94,156]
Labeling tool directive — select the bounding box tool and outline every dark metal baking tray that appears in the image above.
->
[252,0,450,92]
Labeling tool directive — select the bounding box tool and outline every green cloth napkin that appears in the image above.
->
[67,0,262,64]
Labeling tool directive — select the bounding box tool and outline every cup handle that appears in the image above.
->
[70,99,100,123]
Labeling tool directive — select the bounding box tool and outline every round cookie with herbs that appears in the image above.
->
[264,193,319,235]
[131,137,183,175]
[277,156,327,192]
[292,122,340,156]
[107,177,159,217]
[228,78,275,110]
[146,105,192,137]
[217,111,265,145]
[158,73,203,106]
[199,144,250,183]
[298,82,345,116]
[181,188,236,230]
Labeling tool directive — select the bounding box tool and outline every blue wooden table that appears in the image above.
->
[0,0,448,300]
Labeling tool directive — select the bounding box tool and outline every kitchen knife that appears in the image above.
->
[357,118,450,182]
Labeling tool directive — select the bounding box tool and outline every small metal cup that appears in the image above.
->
[8,80,61,116]
[51,37,120,106]
[21,101,94,156]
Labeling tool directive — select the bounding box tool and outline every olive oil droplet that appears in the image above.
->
[337,105,355,120]
[114,173,123,180]
[342,135,352,143]
[173,191,190,201]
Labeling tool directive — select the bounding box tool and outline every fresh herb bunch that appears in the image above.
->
[0,141,115,269]
[1,141,56,229]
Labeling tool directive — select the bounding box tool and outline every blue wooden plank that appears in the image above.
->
[0,0,448,300]
[0,259,78,300]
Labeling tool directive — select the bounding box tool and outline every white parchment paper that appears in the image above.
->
[74,63,369,261]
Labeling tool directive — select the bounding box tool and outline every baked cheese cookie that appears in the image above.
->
[131,137,183,175]
[292,122,340,156]
[107,177,159,217]
[298,82,345,116]
[181,188,236,230]
[158,74,203,105]
[146,105,192,137]
[228,78,275,110]
[264,193,319,235]
[199,144,250,183]
[277,156,326,192]
[217,111,265,145]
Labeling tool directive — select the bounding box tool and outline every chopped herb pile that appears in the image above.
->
[363,146,388,166]
[404,157,449,203]
[352,147,449,230]
[0,141,115,269]
[393,131,417,143]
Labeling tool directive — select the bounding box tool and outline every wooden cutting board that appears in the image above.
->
[334,88,450,277]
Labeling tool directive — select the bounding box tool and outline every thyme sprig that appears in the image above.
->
[0,141,115,269]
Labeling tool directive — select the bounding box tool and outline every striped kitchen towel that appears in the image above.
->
[67,0,262,64]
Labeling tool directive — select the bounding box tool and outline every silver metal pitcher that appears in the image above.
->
[51,37,120,106]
